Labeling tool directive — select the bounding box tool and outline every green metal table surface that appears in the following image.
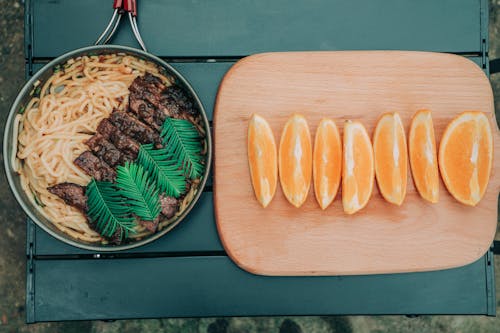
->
[24,0,496,322]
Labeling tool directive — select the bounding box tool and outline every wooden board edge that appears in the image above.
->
[213,54,271,276]
[492,106,500,192]
[457,55,500,192]
[227,239,494,276]
[445,55,500,194]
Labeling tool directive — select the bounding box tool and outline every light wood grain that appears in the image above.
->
[213,51,499,276]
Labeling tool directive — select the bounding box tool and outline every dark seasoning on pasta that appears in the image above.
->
[14,54,207,244]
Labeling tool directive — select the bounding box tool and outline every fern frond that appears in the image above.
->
[86,179,136,239]
[137,144,186,198]
[115,162,161,221]
[161,117,204,179]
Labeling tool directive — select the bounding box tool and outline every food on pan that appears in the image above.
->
[313,118,341,210]
[408,109,439,203]
[247,114,277,208]
[279,114,312,208]
[342,120,374,214]
[439,111,492,206]
[373,112,408,206]
[14,54,206,244]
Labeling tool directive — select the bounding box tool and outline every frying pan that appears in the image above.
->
[3,2,212,251]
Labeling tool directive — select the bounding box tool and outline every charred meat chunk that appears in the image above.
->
[74,151,116,181]
[160,194,179,219]
[129,92,166,129]
[128,74,168,128]
[96,119,140,159]
[96,118,115,137]
[158,85,196,119]
[47,182,88,211]
[110,110,161,147]
[129,73,165,106]
[85,134,123,167]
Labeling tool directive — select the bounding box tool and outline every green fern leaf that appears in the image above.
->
[161,117,204,179]
[137,144,187,198]
[86,179,136,239]
[115,162,161,221]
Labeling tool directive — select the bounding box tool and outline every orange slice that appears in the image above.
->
[373,112,408,205]
[247,114,277,207]
[342,120,374,214]
[408,109,439,203]
[279,114,312,208]
[313,118,342,209]
[438,111,493,206]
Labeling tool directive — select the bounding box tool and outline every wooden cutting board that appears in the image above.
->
[213,51,499,276]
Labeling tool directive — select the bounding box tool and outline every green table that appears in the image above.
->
[24,0,496,322]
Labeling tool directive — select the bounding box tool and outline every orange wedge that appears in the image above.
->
[248,114,277,207]
[373,112,408,205]
[408,109,439,203]
[279,114,312,208]
[342,120,374,214]
[313,118,342,209]
[439,111,493,206]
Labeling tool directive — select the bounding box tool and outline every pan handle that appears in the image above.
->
[123,0,137,17]
[113,0,123,9]
[95,0,147,52]
[127,1,147,51]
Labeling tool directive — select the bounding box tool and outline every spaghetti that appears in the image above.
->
[15,54,200,243]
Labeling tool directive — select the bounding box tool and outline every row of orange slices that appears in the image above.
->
[247,110,493,213]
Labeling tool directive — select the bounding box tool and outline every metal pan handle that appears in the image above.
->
[114,0,124,9]
[95,0,147,52]
[123,0,137,17]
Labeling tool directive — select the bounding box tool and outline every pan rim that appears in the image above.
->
[3,44,213,252]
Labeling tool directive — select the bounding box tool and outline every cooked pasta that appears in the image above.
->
[15,53,202,243]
